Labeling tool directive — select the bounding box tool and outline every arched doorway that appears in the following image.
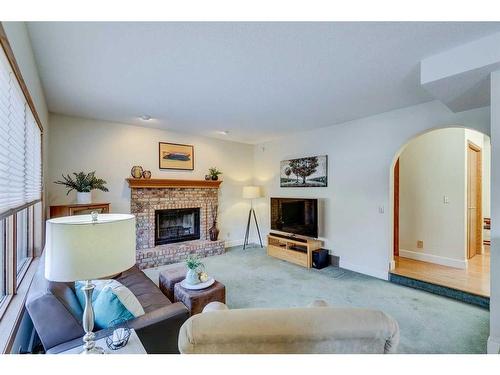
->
[389,127,490,304]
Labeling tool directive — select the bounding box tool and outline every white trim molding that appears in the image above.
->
[224,237,266,248]
[398,249,467,269]
[487,336,500,354]
[339,260,389,281]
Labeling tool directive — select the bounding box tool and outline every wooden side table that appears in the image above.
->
[49,202,110,218]
[174,281,226,315]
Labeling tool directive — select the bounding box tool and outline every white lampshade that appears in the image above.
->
[45,214,136,282]
[243,186,261,199]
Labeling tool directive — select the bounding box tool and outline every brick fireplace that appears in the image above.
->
[127,178,225,269]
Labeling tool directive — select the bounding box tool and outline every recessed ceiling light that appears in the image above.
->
[140,115,152,121]
[217,130,229,135]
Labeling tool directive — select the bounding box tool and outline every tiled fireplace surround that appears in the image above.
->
[130,185,225,269]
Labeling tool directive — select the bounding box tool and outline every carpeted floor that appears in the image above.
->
[143,245,489,353]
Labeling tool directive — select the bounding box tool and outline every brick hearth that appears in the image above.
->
[129,181,225,269]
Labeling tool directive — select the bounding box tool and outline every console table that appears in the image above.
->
[267,234,323,268]
[49,202,110,218]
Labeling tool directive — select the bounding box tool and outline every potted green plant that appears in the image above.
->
[208,167,222,181]
[54,171,109,204]
[185,255,204,285]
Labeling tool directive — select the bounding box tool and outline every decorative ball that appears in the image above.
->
[131,166,143,179]
[199,272,209,283]
[142,170,152,179]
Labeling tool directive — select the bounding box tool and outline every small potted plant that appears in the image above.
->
[208,167,222,181]
[185,255,204,285]
[54,171,109,204]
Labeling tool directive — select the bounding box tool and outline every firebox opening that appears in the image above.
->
[155,208,201,245]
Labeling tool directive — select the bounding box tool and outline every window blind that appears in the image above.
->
[0,47,42,216]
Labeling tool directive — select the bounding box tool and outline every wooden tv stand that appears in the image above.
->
[267,233,323,268]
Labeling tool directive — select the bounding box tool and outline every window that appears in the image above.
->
[0,25,43,319]
[16,208,31,276]
[0,219,5,303]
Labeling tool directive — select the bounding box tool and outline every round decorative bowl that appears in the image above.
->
[142,170,152,179]
[131,166,143,179]
[180,277,215,290]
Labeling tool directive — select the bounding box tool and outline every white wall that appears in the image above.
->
[398,128,467,268]
[488,70,500,354]
[48,114,255,247]
[253,100,490,279]
[397,128,491,269]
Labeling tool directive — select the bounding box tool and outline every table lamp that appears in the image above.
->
[45,213,136,354]
[242,186,263,250]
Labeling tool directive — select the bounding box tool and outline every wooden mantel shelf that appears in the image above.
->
[126,178,222,189]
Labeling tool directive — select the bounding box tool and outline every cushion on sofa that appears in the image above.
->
[116,265,171,313]
[75,279,145,329]
[76,280,145,315]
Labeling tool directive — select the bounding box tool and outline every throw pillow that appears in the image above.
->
[75,279,145,329]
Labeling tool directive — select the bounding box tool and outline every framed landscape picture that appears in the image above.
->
[159,142,194,170]
[280,155,328,187]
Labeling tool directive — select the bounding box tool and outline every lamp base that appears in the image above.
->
[80,346,105,354]
[243,207,263,250]
[80,281,105,354]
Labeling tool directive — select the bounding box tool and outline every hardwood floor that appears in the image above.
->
[391,249,490,297]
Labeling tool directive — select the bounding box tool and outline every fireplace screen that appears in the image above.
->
[155,208,201,245]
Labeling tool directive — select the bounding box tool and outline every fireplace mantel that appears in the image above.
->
[126,178,222,189]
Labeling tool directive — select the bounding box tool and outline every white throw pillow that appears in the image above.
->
[75,279,145,318]
[102,280,145,317]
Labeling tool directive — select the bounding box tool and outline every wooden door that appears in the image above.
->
[467,142,482,259]
[394,158,399,256]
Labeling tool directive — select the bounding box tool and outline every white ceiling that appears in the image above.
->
[27,22,500,144]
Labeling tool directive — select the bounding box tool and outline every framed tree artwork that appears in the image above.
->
[159,142,195,170]
[280,155,328,187]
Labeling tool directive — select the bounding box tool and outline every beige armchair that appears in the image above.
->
[178,301,399,354]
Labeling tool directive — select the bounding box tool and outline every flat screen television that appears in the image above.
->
[270,197,318,238]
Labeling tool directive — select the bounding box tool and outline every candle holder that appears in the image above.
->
[105,319,131,350]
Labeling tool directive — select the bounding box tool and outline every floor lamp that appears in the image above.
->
[243,186,263,249]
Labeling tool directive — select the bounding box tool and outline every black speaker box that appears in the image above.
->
[312,248,330,269]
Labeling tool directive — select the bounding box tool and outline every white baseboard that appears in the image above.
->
[224,239,245,248]
[339,260,389,280]
[398,249,467,269]
[224,238,267,248]
[487,336,500,354]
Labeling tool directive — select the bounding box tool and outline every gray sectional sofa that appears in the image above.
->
[26,254,189,354]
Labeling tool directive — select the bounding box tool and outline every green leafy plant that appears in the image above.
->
[54,171,109,195]
[208,167,222,178]
[185,255,203,271]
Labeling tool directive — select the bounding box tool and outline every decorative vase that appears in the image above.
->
[77,192,91,204]
[131,166,143,179]
[142,170,152,179]
[211,175,219,181]
[209,222,220,241]
[205,175,211,181]
[186,268,200,285]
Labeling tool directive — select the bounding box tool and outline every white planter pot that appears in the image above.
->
[76,192,92,204]
[185,269,200,285]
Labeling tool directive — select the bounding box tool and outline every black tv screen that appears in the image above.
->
[270,198,318,238]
